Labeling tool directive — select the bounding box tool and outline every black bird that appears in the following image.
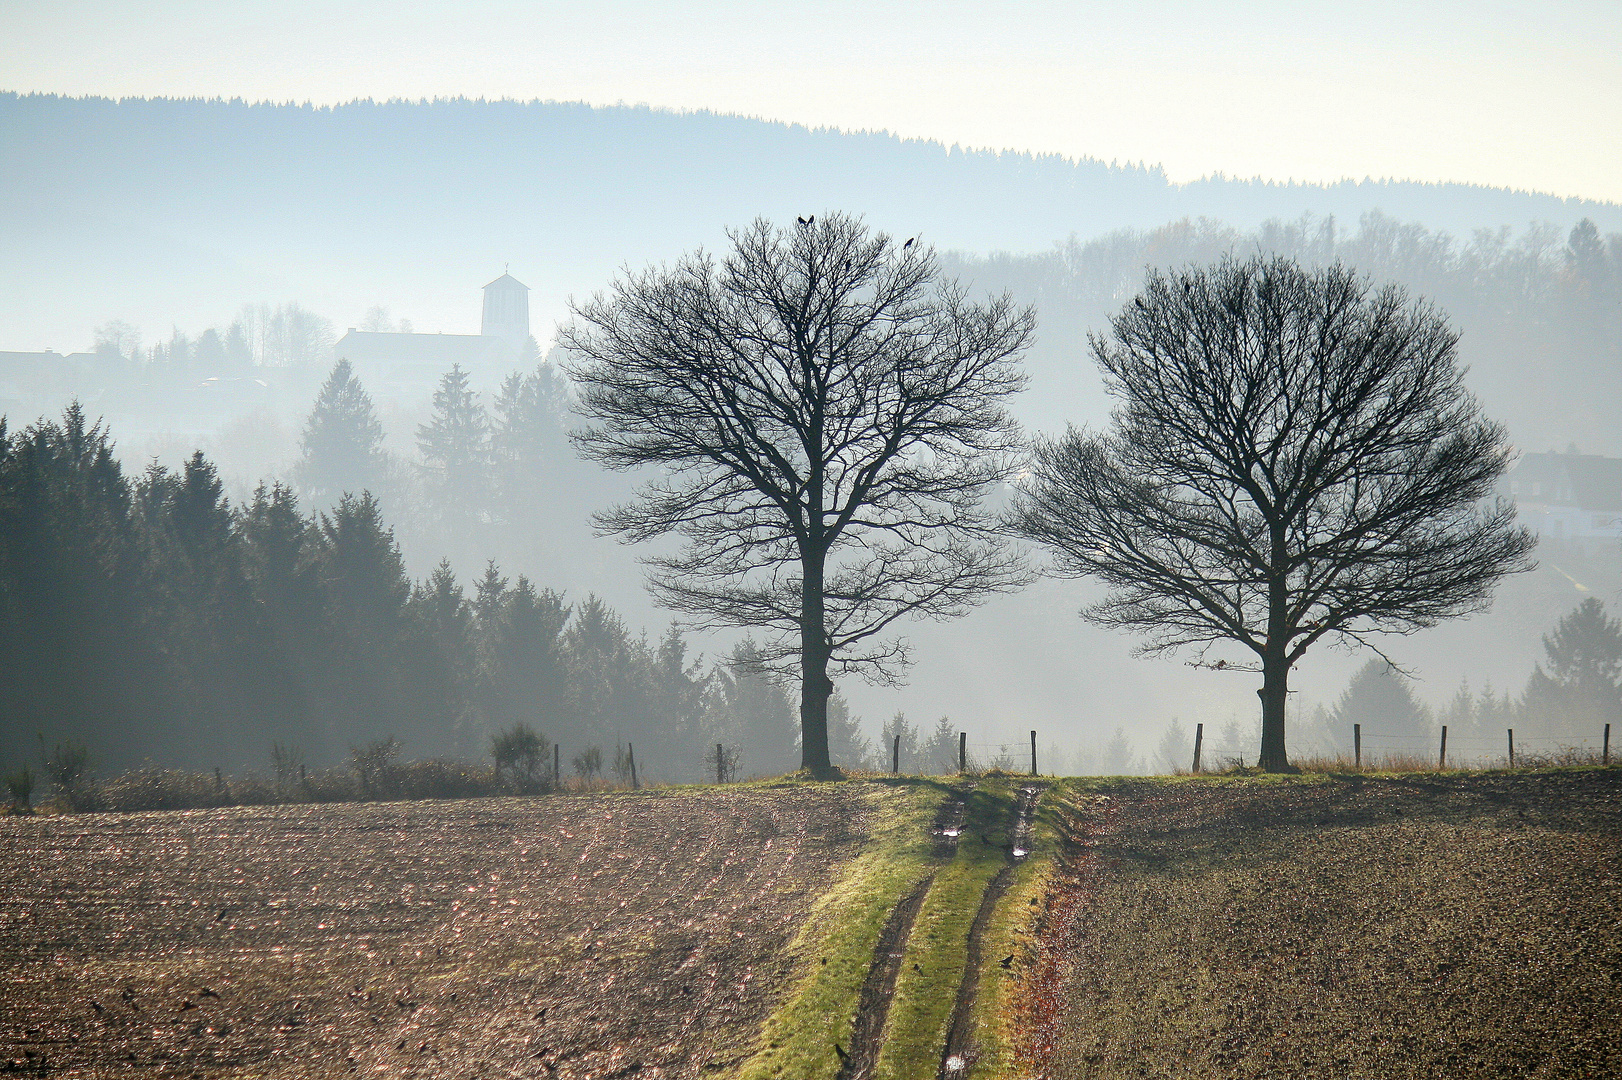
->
[903,237,916,249]
[180,999,197,1011]
[89,1000,105,1014]
[833,1043,851,1063]
[198,987,219,999]
[999,954,1015,969]
[534,1008,547,1020]
[807,215,815,226]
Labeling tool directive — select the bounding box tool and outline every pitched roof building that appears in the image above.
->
[1505,450,1622,542]
[333,272,533,398]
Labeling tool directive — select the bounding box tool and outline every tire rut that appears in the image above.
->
[836,789,966,1080]
[939,784,1044,1078]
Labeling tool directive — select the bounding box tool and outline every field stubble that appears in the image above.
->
[0,785,878,1079]
[1023,769,1622,1079]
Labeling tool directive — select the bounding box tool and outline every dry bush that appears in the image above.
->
[68,758,538,814]
[97,768,281,812]
[1512,744,1608,768]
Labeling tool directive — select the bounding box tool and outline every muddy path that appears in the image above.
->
[836,875,933,1080]
[938,783,1043,1078]
[837,788,968,1080]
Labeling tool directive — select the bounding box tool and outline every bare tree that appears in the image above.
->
[1008,256,1536,772]
[564,214,1032,775]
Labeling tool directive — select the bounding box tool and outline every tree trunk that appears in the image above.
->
[799,553,833,775]
[1257,657,1290,772]
[1258,545,1292,772]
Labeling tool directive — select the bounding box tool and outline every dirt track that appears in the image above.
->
[0,787,873,1079]
[1022,769,1622,1080]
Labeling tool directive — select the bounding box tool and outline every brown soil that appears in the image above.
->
[1022,769,1622,1080]
[0,786,874,1079]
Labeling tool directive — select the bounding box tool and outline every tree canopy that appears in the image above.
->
[1009,255,1536,771]
[564,213,1033,773]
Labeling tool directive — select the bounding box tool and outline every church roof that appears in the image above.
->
[483,272,529,292]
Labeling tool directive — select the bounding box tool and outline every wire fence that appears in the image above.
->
[1190,720,1614,773]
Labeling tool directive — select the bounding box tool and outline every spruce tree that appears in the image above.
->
[405,559,476,755]
[1521,599,1622,735]
[319,492,412,747]
[238,481,324,751]
[296,359,388,510]
[417,364,491,523]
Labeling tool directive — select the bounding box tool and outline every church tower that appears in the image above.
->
[481,272,530,352]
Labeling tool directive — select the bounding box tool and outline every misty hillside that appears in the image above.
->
[5,92,1620,355]
[3,92,1620,770]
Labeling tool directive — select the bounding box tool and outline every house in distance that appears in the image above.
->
[1505,448,1622,549]
[334,272,534,400]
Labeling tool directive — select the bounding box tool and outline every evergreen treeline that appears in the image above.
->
[1277,597,1622,758]
[0,404,891,782]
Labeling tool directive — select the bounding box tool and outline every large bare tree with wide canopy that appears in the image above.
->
[1008,256,1536,772]
[564,214,1033,774]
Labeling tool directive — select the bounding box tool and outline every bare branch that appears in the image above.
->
[1008,256,1536,771]
[563,213,1034,771]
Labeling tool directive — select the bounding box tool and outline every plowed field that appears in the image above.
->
[0,786,877,1079]
[1023,769,1622,1080]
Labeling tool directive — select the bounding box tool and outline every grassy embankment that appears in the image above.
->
[740,774,1065,1080]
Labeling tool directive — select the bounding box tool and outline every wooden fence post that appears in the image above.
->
[959,732,967,774]
[629,742,638,790]
[1605,723,1611,766]
[1030,730,1038,777]
[892,733,900,775]
[1192,723,1204,774]
[1439,725,1447,770]
[1508,728,1515,768]
[1354,723,1361,769]
[717,743,725,785]
[554,744,561,787]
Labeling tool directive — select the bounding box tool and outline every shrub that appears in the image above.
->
[4,765,35,811]
[270,742,307,795]
[97,768,281,812]
[573,745,603,781]
[45,739,91,792]
[349,737,403,799]
[491,724,549,782]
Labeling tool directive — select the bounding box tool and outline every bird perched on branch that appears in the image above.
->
[903,237,916,249]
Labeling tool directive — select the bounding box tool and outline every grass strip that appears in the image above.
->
[736,776,957,1080]
[870,778,1017,1080]
[965,779,1083,1078]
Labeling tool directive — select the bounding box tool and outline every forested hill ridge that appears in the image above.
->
[4,92,1619,354]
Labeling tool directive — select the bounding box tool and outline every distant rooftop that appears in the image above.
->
[1507,451,1622,512]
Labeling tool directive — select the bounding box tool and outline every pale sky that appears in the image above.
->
[2,0,1619,201]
